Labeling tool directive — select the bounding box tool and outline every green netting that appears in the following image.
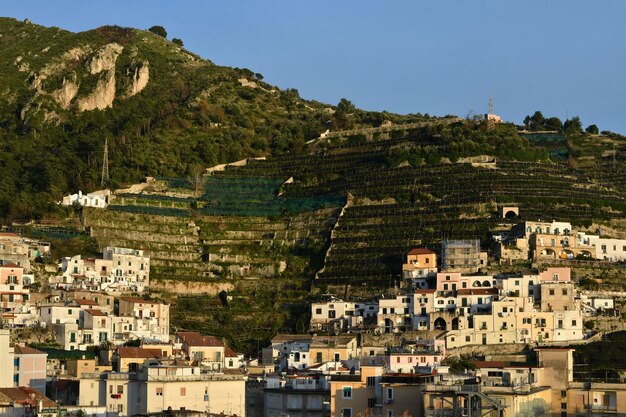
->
[110,176,345,217]
[520,133,566,143]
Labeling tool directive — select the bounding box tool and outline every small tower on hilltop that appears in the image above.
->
[485,96,502,124]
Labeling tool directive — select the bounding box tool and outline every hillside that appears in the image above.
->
[3,18,626,354]
[0,17,428,221]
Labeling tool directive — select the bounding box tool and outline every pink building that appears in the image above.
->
[538,267,571,283]
[0,263,28,308]
[388,351,443,373]
[13,345,48,394]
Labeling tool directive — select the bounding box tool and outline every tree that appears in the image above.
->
[563,116,583,134]
[545,117,563,132]
[172,38,184,47]
[187,164,207,198]
[337,98,357,114]
[148,25,167,38]
[586,124,599,134]
[528,111,545,131]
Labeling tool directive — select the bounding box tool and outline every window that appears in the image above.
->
[180,387,186,396]
[156,387,163,396]
[561,403,567,410]
[443,284,449,290]
[342,409,352,417]
[117,405,123,413]
[572,320,577,326]
[561,390,567,397]
[368,398,377,408]
[562,289,568,296]
[387,387,393,400]
[68,309,73,315]
[396,357,400,363]
[549,289,555,296]
[328,310,336,319]
[367,376,376,386]
[334,353,340,362]
[465,336,470,342]
[515,280,520,286]
[315,308,322,315]
[117,385,123,394]
[342,387,352,399]
[109,385,113,394]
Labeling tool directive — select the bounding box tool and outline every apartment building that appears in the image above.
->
[103,246,150,292]
[0,263,29,309]
[175,331,225,370]
[310,335,359,365]
[264,374,330,417]
[578,232,626,262]
[79,363,245,417]
[310,298,378,332]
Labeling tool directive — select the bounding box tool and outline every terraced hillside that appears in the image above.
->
[79,121,625,352]
[216,122,626,287]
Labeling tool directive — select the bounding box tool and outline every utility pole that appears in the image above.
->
[101,137,109,189]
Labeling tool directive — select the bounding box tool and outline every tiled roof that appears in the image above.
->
[0,262,22,268]
[86,309,107,316]
[177,331,224,347]
[0,387,56,407]
[408,248,436,255]
[14,345,46,355]
[119,297,159,305]
[116,347,161,359]
[225,347,239,357]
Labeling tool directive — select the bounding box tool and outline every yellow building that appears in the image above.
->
[310,335,359,365]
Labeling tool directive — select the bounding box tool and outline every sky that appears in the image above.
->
[4,1,626,133]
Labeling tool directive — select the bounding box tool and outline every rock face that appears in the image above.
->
[76,70,116,111]
[125,61,149,97]
[88,43,123,74]
[52,77,79,109]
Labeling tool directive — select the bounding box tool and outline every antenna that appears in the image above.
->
[101,137,109,189]
[489,96,493,114]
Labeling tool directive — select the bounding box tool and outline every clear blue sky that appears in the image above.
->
[5,1,626,133]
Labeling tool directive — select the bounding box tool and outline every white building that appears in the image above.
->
[61,190,110,208]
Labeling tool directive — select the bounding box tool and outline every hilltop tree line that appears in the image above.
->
[523,111,598,135]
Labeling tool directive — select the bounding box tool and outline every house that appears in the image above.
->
[111,346,162,372]
[175,331,225,369]
[264,373,330,417]
[13,345,47,394]
[78,362,245,417]
[269,334,313,371]
[0,386,57,417]
[61,189,110,208]
[103,247,150,292]
[117,297,169,341]
[310,335,359,366]
[402,248,437,280]
[0,263,29,309]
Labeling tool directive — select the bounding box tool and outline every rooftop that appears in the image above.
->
[116,347,162,359]
[408,248,436,256]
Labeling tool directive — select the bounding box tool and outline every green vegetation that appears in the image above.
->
[0,17,430,222]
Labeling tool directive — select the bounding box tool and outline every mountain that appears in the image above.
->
[0,17,427,221]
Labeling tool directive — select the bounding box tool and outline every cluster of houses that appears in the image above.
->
[0,328,248,417]
[312,257,609,349]
[53,247,151,294]
[493,217,626,263]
